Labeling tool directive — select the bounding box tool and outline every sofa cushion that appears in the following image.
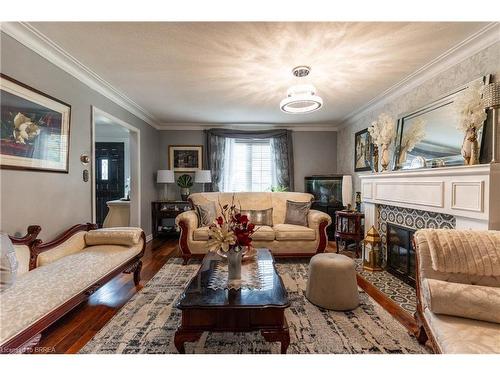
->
[0,242,142,346]
[274,224,316,241]
[251,225,275,241]
[237,208,273,227]
[284,200,311,227]
[85,228,142,247]
[0,234,18,293]
[194,201,217,227]
[425,279,500,324]
[193,227,210,241]
[423,307,500,353]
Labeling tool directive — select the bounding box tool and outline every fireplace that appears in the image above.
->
[386,224,416,287]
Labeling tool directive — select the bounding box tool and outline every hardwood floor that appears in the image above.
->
[33,240,417,354]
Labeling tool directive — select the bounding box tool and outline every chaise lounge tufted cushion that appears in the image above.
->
[0,242,143,346]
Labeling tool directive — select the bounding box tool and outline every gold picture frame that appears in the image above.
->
[168,145,203,172]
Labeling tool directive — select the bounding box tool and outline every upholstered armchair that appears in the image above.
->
[414,229,500,354]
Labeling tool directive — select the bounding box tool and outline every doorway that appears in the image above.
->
[91,107,141,228]
[95,142,125,226]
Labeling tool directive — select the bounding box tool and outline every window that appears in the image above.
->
[222,138,276,192]
[101,159,109,181]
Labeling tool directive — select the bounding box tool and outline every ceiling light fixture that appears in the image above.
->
[280,66,323,114]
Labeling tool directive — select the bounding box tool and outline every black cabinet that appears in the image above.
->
[152,201,191,239]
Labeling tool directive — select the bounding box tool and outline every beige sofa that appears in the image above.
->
[414,229,500,354]
[175,192,332,263]
[0,224,145,353]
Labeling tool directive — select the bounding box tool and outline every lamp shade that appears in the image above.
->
[342,175,353,208]
[157,170,174,184]
[195,170,212,183]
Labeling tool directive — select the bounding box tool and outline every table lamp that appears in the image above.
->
[195,170,212,192]
[157,170,174,201]
[483,82,500,163]
[342,175,353,211]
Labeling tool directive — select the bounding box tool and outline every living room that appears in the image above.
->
[1,1,499,373]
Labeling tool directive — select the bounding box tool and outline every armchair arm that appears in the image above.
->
[308,209,332,230]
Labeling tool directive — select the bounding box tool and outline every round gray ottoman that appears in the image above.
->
[306,253,360,311]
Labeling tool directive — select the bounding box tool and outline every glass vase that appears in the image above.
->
[380,144,390,172]
[371,145,379,173]
[227,246,242,281]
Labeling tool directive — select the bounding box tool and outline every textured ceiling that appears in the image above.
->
[30,22,488,125]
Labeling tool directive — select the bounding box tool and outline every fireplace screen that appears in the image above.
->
[386,224,416,287]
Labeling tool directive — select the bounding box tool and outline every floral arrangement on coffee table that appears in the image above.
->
[207,198,256,254]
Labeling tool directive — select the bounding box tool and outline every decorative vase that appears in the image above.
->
[372,145,379,173]
[461,127,479,165]
[180,187,190,201]
[380,144,390,172]
[227,246,242,282]
[398,146,408,166]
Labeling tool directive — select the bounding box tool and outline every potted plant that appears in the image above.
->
[177,174,193,201]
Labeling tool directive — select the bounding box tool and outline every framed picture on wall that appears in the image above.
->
[0,74,71,173]
[354,128,372,172]
[169,145,203,172]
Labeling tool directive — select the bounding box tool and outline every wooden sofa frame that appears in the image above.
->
[1,223,146,354]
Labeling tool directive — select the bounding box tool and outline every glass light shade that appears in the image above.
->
[342,175,353,208]
[157,170,174,184]
[280,84,323,114]
[195,170,212,183]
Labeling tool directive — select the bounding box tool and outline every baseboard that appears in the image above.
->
[146,234,153,243]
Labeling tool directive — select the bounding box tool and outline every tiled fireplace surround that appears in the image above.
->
[360,164,500,268]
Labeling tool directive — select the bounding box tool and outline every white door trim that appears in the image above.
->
[91,106,141,227]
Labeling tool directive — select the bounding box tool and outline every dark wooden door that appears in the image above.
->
[95,142,125,227]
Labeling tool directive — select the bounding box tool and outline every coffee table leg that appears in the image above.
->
[261,326,290,354]
[174,329,202,354]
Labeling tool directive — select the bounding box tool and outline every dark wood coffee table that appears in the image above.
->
[174,249,291,353]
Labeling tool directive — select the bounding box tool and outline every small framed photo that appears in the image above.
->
[354,128,372,172]
[169,145,203,172]
[1,74,71,173]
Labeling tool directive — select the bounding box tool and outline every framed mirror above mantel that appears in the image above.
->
[393,74,492,170]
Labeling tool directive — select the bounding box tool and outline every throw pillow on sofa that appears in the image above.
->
[0,233,18,293]
[284,200,311,227]
[237,208,273,227]
[195,201,217,227]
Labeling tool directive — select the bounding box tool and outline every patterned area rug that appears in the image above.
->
[80,258,426,354]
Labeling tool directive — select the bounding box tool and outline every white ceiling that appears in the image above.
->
[29,22,489,126]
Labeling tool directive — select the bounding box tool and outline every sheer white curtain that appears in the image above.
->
[221,138,277,192]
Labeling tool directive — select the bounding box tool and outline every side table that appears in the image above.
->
[152,201,191,239]
[334,211,365,257]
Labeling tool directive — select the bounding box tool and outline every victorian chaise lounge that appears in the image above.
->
[0,223,145,353]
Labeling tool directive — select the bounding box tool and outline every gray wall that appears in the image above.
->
[0,33,160,240]
[337,42,500,195]
[158,129,337,195]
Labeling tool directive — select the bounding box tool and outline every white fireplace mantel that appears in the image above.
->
[359,164,500,232]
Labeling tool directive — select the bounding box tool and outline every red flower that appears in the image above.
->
[239,215,249,224]
[216,216,224,226]
[247,223,255,232]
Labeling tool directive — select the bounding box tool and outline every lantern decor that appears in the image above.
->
[362,226,383,271]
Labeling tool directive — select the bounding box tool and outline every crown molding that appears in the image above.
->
[0,22,161,129]
[156,122,339,131]
[337,22,500,129]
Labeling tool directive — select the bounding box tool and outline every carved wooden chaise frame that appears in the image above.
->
[177,198,330,264]
[1,223,146,353]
